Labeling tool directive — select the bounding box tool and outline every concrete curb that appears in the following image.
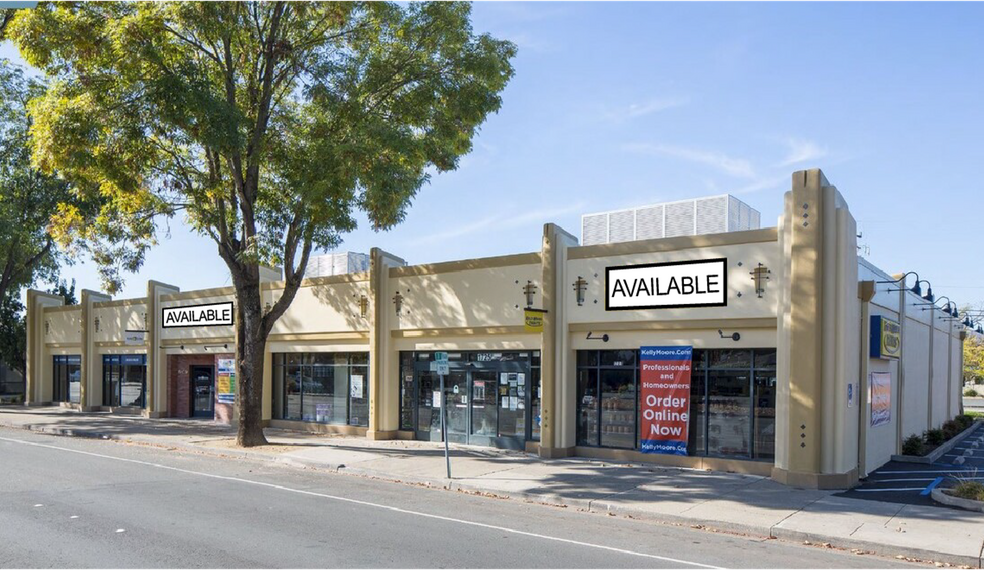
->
[3,419,980,567]
[296,459,984,566]
[769,526,982,568]
[892,421,982,464]
[932,487,984,513]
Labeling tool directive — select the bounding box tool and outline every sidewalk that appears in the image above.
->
[3,406,983,567]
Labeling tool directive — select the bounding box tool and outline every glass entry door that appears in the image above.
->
[190,366,215,418]
[444,371,469,444]
[417,370,468,442]
[469,371,498,446]
[415,368,526,448]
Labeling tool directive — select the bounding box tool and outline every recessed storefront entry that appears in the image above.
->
[190,366,215,418]
[407,351,539,450]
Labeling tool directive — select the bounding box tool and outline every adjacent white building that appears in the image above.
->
[581,194,762,246]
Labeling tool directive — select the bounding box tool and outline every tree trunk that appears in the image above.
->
[233,272,269,447]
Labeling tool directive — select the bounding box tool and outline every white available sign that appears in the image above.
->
[162,302,234,328]
[606,258,727,310]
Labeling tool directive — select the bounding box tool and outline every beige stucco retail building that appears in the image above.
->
[23,169,968,489]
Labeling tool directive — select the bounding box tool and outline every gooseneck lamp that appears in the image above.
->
[878,271,922,296]
[918,280,934,302]
[919,295,951,313]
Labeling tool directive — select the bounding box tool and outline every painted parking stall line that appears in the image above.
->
[920,477,944,496]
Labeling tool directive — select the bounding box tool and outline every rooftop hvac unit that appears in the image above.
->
[580,194,762,245]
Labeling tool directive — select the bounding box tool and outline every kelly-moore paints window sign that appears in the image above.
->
[162,302,234,328]
[606,259,727,310]
[639,346,693,456]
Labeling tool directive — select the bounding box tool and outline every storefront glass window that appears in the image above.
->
[600,368,636,449]
[272,352,369,426]
[399,353,414,431]
[400,350,536,448]
[285,364,302,420]
[575,348,777,461]
[576,367,599,446]
[753,350,777,460]
[52,355,81,404]
[102,355,146,408]
[497,371,524,437]
[350,364,369,426]
[706,369,751,457]
[471,370,497,436]
[530,351,541,441]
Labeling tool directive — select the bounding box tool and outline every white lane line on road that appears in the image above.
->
[871,469,974,474]
[854,488,925,493]
[0,435,720,569]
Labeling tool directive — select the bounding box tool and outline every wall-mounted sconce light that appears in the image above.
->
[358,295,369,319]
[750,263,770,298]
[44,320,50,336]
[878,271,923,296]
[919,295,954,314]
[393,291,404,315]
[917,281,934,302]
[94,316,101,333]
[718,329,741,342]
[573,276,587,306]
[523,280,537,308]
[142,312,148,328]
[264,301,272,316]
[939,300,958,318]
[586,332,609,342]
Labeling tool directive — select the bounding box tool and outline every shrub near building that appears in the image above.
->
[902,414,977,456]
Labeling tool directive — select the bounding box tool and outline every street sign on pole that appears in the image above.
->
[432,351,451,478]
[429,361,450,375]
[440,372,451,479]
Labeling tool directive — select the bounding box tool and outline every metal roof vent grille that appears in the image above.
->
[664,201,695,237]
[581,213,608,246]
[635,206,664,240]
[608,210,635,243]
[696,196,728,235]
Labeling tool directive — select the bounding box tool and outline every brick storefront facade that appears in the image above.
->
[166,353,234,421]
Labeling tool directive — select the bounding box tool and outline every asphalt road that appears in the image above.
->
[0,427,922,569]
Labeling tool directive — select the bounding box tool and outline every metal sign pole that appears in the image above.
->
[440,372,451,479]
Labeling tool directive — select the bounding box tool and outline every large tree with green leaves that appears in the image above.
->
[0,61,76,308]
[8,1,515,445]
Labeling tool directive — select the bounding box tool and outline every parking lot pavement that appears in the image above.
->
[837,426,984,508]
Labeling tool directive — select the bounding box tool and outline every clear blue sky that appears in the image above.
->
[3,2,983,309]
